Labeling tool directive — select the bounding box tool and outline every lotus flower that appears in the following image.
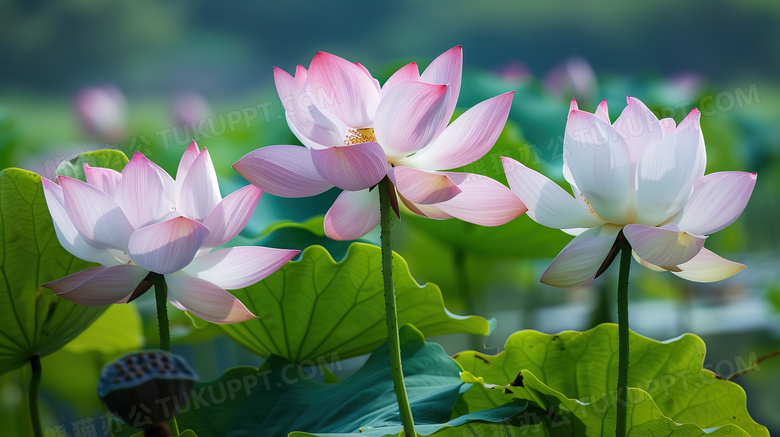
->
[74,85,127,143]
[502,97,756,287]
[233,46,526,240]
[41,141,299,323]
[543,57,598,102]
[173,92,212,127]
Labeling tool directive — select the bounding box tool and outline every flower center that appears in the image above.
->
[344,128,376,145]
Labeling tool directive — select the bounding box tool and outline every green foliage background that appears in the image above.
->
[1,2,779,435]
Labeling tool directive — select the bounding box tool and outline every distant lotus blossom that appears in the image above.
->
[543,57,598,102]
[234,46,526,240]
[74,85,127,143]
[496,61,532,82]
[502,96,756,287]
[658,73,706,107]
[42,141,299,323]
[173,92,213,127]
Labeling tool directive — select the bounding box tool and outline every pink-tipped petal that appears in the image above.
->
[43,265,149,305]
[83,164,122,196]
[182,246,299,289]
[42,178,122,265]
[233,146,333,198]
[274,67,344,148]
[294,64,308,86]
[540,226,619,288]
[310,142,388,191]
[324,189,380,240]
[202,185,262,247]
[307,52,380,127]
[127,216,210,275]
[623,223,705,267]
[178,148,222,220]
[60,176,134,251]
[374,81,450,157]
[388,167,461,205]
[675,171,756,235]
[569,98,579,112]
[420,45,463,132]
[501,157,602,229]
[431,172,526,226]
[114,152,175,229]
[175,141,201,184]
[671,248,746,282]
[613,96,663,164]
[634,115,707,226]
[353,62,381,92]
[563,110,631,224]
[401,92,514,170]
[659,118,677,136]
[381,62,420,98]
[165,275,257,324]
[594,99,610,123]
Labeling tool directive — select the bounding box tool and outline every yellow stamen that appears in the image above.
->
[580,193,596,215]
[344,128,376,145]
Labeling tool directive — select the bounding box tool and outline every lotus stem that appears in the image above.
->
[151,274,180,435]
[29,354,43,437]
[153,274,172,352]
[378,176,416,436]
[616,238,632,437]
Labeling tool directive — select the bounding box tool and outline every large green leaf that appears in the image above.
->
[291,402,528,437]
[0,150,130,376]
[453,324,767,436]
[0,168,108,376]
[218,243,494,363]
[61,303,144,355]
[55,149,130,181]
[176,325,526,437]
[458,372,749,436]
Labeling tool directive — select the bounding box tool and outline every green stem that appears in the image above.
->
[29,355,43,437]
[152,274,180,435]
[378,177,416,437]
[153,274,172,352]
[616,238,631,437]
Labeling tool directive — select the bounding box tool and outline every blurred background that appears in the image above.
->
[1,0,779,435]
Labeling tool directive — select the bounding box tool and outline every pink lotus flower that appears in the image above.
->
[173,92,212,127]
[543,57,598,102]
[42,141,299,323]
[233,46,526,240]
[74,85,127,143]
[502,97,756,287]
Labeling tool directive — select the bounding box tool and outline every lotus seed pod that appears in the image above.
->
[97,351,198,431]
